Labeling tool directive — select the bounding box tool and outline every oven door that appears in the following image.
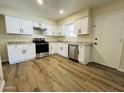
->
[35,43,49,54]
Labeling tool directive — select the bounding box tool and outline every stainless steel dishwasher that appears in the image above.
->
[68,44,79,61]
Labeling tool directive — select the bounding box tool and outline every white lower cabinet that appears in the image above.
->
[49,43,58,54]
[49,42,92,63]
[58,43,68,58]
[7,44,36,64]
[49,43,68,58]
[78,45,91,65]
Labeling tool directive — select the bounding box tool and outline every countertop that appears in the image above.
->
[8,42,34,45]
[49,41,93,46]
[7,41,93,46]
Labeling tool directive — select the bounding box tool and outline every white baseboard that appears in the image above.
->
[117,68,124,72]
[0,80,5,92]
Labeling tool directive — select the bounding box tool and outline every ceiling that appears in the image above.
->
[0,0,116,21]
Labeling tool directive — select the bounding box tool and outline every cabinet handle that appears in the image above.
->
[61,47,63,50]
[20,28,24,33]
[22,49,26,54]
[20,29,22,33]
[22,29,23,33]
[22,49,24,54]
[14,46,17,48]
[24,49,26,54]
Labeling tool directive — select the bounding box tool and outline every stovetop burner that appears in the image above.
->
[33,38,48,43]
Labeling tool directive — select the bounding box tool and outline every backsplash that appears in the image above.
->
[58,35,93,43]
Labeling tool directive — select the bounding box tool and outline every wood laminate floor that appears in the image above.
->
[2,55,124,92]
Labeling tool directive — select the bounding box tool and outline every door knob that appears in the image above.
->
[95,38,98,40]
[94,43,97,45]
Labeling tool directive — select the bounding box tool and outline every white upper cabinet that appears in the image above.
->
[58,25,64,36]
[33,21,42,28]
[52,26,58,36]
[75,17,90,35]
[45,24,59,36]
[5,16,21,34]
[45,24,53,36]
[21,19,34,35]
[64,23,76,37]
[5,15,34,35]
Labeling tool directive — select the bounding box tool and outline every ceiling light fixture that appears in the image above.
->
[60,10,64,14]
[37,0,43,5]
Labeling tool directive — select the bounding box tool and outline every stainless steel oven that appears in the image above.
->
[33,38,49,58]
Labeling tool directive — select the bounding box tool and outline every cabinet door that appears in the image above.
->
[5,16,21,34]
[7,45,24,64]
[58,25,64,36]
[21,19,34,35]
[81,17,89,34]
[45,24,53,36]
[75,19,82,35]
[49,43,58,54]
[62,44,68,57]
[58,43,63,55]
[33,21,41,28]
[75,17,90,35]
[23,44,36,59]
[52,26,59,36]
[78,46,85,64]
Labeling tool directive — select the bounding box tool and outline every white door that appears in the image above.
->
[5,16,21,34]
[93,12,124,69]
[21,19,34,35]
